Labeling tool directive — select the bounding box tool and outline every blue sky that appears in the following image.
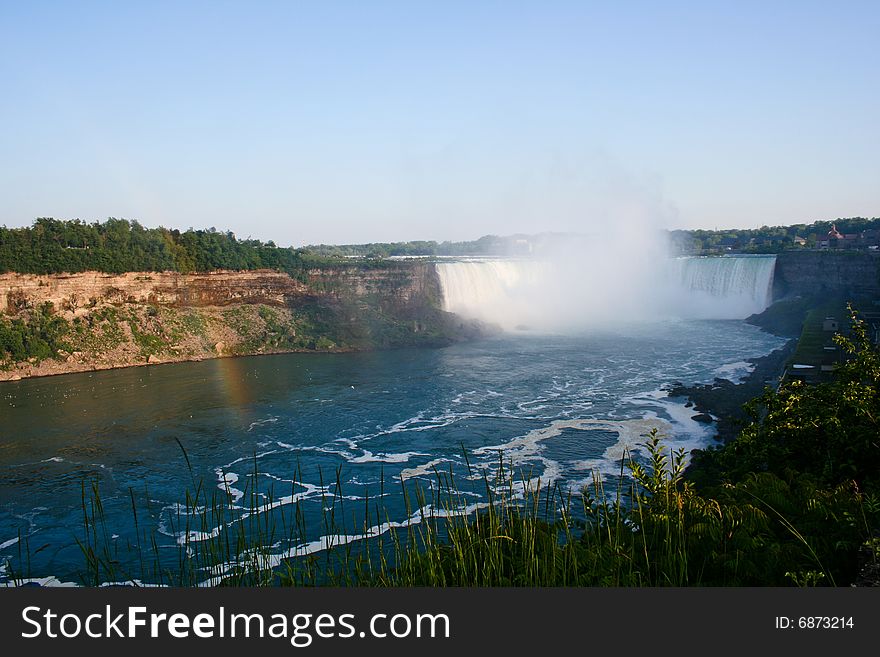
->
[1,1,878,245]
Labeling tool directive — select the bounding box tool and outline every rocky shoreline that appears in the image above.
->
[666,339,798,444]
[0,343,359,382]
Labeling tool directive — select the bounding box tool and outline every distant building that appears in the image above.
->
[824,224,843,249]
[825,224,864,250]
[819,224,856,249]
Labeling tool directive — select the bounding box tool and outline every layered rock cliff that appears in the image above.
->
[0,270,304,315]
[0,263,486,381]
[0,263,441,315]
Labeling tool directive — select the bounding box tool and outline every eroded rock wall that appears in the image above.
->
[0,265,437,317]
[773,251,880,299]
[0,263,488,381]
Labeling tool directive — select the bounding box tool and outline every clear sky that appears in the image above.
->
[1,1,878,246]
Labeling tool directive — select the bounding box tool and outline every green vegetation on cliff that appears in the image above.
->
[1,297,479,372]
[0,302,69,364]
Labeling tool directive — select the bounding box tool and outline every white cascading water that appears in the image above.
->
[666,256,776,320]
[435,255,776,329]
[434,260,549,328]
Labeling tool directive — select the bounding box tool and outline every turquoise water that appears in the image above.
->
[0,320,786,585]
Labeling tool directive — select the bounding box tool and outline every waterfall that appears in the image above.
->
[434,255,777,329]
[435,259,549,329]
[666,255,776,320]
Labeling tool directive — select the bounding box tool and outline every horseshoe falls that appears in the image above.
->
[435,255,777,329]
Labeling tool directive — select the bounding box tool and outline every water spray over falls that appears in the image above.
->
[435,255,777,330]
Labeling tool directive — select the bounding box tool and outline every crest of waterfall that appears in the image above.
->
[435,255,777,329]
[666,255,776,320]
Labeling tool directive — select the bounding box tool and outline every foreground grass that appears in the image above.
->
[6,431,876,588]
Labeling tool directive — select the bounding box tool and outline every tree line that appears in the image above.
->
[0,217,337,276]
[669,216,880,254]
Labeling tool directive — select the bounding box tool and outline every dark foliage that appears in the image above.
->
[0,217,326,276]
[0,302,69,363]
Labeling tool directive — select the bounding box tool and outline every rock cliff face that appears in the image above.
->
[0,264,437,316]
[773,251,880,299]
[0,263,485,381]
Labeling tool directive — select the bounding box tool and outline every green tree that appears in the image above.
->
[710,306,878,489]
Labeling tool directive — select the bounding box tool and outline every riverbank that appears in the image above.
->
[0,299,493,382]
[0,342,359,382]
[666,339,798,444]
[662,293,817,445]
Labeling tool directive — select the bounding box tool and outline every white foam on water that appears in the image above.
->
[97,579,167,588]
[353,412,460,442]
[348,450,426,464]
[399,458,453,481]
[0,537,20,550]
[247,416,279,432]
[2,576,171,588]
[163,480,328,546]
[464,399,710,490]
[565,387,721,482]
[472,421,589,493]
[340,493,390,502]
[632,389,718,444]
[215,469,245,503]
[259,472,310,486]
[1,576,80,588]
[474,418,640,469]
[332,438,359,450]
[219,448,279,471]
[570,417,673,479]
[178,527,224,543]
[197,500,492,586]
[279,440,362,461]
[713,360,755,383]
